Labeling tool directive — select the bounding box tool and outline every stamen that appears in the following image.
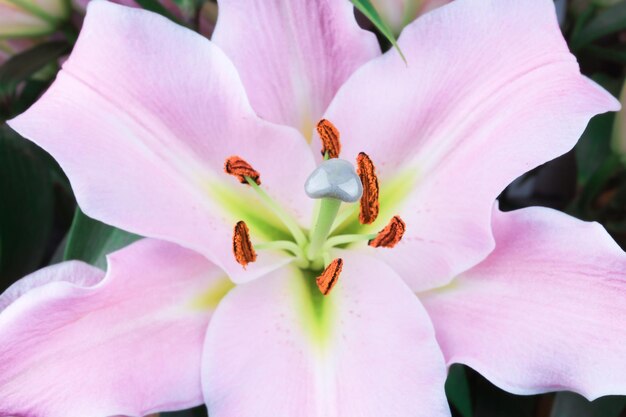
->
[305,159,362,261]
[233,221,257,268]
[316,258,343,295]
[317,119,341,159]
[224,156,261,185]
[369,215,406,248]
[244,176,308,247]
[255,240,310,268]
[356,152,379,225]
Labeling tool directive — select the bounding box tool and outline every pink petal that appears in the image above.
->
[212,0,380,136]
[324,0,619,291]
[9,2,316,283]
[0,239,232,417]
[202,253,451,417]
[0,261,103,312]
[420,207,626,399]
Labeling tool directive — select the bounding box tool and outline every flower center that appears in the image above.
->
[225,119,405,295]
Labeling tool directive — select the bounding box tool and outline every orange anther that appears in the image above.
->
[369,216,405,248]
[357,152,379,225]
[225,156,261,185]
[233,221,257,268]
[317,119,341,159]
[316,258,343,296]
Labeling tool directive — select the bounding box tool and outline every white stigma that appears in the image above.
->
[304,158,363,203]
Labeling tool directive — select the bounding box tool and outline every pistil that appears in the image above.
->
[304,158,363,262]
[307,197,342,261]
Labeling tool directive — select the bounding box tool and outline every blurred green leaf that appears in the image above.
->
[585,45,626,64]
[571,1,626,51]
[576,111,615,185]
[445,364,472,417]
[611,77,626,163]
[472,368,537,417]
[550,392,626,417]
[350,0,406,63]
[134,0,182,24]
[0,41,69,100]
[162,406,208,417]
[63,208,141,269]
[0,125,56,284]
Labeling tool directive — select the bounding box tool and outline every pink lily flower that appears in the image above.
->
[2,0,626,416]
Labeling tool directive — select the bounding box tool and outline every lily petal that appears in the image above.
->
[0,261,103,311]
[325,0,619,291]
[202,253,451,417]
[9,2,316,283]
[0,239,231,417]
[212,0,380,137]
[420,207,626,400]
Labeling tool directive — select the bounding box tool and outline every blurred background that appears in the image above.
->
[0,0,625,416]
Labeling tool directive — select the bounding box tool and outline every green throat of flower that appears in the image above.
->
[226,119,406,296]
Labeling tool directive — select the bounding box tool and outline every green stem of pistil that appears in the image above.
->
[307,198,341,261]
[324,233,377,249]
[245,176,308,248]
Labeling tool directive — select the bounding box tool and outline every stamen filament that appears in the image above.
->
[256,240,310,269]
[324,233,377,249]
[245,176,308,247]
[307,198,342,261]
[255,240,305,258]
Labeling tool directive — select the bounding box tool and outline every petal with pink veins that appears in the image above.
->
[325,0,619,291]
[212,0,380,137]
[202,253,451,417]
[420,207,626,400]
[0,239,232,417]
[9,2,316,283]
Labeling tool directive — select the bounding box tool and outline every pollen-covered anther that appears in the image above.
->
[233,221,257,268]
[357,152,379,225]
[316,258,343,296]
[317,119,341,159]
[224,156,261,185]
[369,215,406,248]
